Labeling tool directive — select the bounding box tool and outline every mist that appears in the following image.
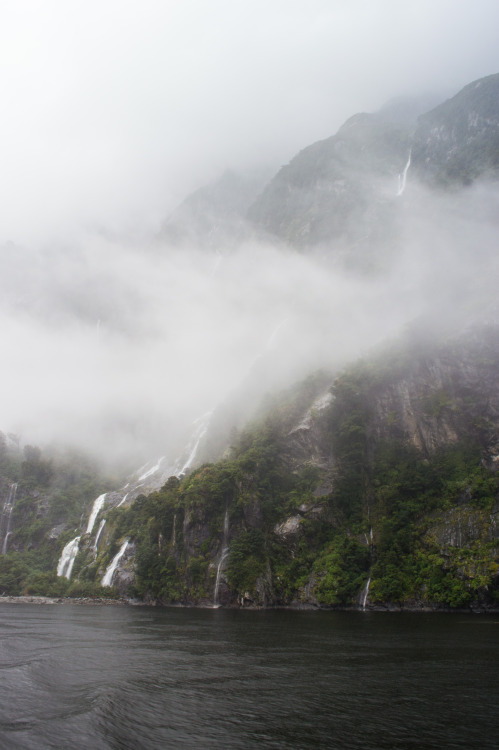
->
[1,1,499,467]
[2,175,499,467]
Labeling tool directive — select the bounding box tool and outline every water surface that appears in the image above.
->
[0,605,497,749]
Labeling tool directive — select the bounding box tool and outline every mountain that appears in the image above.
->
[412,73,499,187]
[2,322,498,610]
[1,73,499,610]
[160,169,270,250]
[247,112,411,263]
[158,74,499,269]
[246,74,499,265]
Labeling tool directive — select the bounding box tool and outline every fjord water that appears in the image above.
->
[0,606,497,750]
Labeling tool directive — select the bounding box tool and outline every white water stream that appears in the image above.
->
[213,509,230,605]
[57,493,108,579]
[102,539,129,587]
[94,519,106,550]
[361,577,371,610]
[86,493,106,535]
[1,482,17,555]
[57,536,81,578]
[397,150,411,196]
[178,412,212,475]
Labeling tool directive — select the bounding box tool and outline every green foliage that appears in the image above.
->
[227,529,266,594]
[0,554,31,595]
[314,536,370,605]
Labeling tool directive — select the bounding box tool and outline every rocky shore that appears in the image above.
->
[0,595,497,613]
[0,595,134,606]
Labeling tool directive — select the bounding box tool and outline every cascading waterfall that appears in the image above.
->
[94,519,106,550]
[397,149,412,196]
[138,458,165,482]
[86,493,106,535]
[56,492,107,579]
[1,483,17,555]
[213,509,230,605]
[117,492,129,508]
[178,412,213,475]
[57,536,81,578]
[361,577,371,610]
[360,526,374,610]
[102,539,129,587]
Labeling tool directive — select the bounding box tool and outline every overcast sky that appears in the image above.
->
[1,0,498,244]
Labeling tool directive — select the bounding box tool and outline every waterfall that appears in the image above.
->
[213,509,229,605]
[57,536,81,578]
[57,492,106,578]
[397,150,411,196]
[86,493,106,535]
[117,492,129,508]
[94,519,106,550]
[361,577,371,611]
[1,483,17,555]
[178,412,212,475]
[102,539,129,587]
[138,457,165,482]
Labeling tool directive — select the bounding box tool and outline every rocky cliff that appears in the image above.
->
[63,323,497,610]
[1,73,499,610]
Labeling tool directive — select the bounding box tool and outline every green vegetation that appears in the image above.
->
[0,328,498,609]
[0,436,121,598]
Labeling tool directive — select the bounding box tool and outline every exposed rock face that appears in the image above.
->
[412,73,499,186]
[248,112,410,257]
[244,73,499,266]
[87,325,497,610]
[426,504,499,548]
[284,391,334,469]
[369,332,499,455]
[4,73,499,608]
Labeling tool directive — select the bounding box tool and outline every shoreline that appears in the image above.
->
[0,595,497,613]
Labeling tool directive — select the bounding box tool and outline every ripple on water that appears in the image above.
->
[0,606,497,749]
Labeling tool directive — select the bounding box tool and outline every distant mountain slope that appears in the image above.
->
[244,74,499,261]
[412,73,499,186]
[247,113,411,258]
[96,322,499,610]
[160,169,270,250]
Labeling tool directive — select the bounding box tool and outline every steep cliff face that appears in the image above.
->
[87,325,499,610]
[247,112,410,262]
[412,73,499,187]
[244,73,499,265]
[3,73,499,609]
[1,327,498,609]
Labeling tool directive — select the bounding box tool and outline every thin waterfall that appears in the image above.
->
[86,493,106,535]
[102,539,129,587]
[397,150,411,196]
[360,527,374,610]
[361,577,371,610]
[94,519,106,550]
[1,483,17,555]
[57,536,81,578]
[138,457,165,482]
[178,412,212,475]
[117,492,129,508]
[213,509,229,605]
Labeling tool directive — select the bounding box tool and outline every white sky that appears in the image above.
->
[0,0,498,243]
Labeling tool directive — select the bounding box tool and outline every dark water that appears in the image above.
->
[0,605,497,749]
